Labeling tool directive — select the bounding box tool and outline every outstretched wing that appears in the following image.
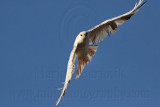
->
[88,0,146,44]
[56,45,77,106]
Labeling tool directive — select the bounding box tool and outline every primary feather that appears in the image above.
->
[88,0,146,44]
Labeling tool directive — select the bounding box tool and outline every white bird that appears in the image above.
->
[56,0,146,105]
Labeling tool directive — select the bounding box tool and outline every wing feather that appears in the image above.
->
[56,45,77,106]
[88,0,146,44]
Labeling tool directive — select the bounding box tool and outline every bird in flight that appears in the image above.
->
[56,0,146,105]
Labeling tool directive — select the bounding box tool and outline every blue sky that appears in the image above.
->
[0,0,160,107]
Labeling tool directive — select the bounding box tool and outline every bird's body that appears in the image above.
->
[75,32,89,60]
[56,0,146,105]
[74,31,98,78]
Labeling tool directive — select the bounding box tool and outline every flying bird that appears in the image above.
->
[56,0,146,105]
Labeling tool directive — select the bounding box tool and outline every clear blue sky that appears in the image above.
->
[0,0,159,107]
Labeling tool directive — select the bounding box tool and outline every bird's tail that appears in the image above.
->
[76,45,98,78]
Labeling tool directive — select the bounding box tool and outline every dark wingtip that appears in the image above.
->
[137,1,147,9]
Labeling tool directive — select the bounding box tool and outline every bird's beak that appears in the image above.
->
[85,32,88,36]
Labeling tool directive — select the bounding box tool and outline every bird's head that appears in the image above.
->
[75,31,88,44]
[74,31,89,45]
[78,31,87,38]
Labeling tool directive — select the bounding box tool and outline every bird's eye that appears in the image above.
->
[80,34,82,36]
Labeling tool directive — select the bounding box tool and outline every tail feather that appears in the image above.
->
[76,59,85,78]
[76,45,98,78]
